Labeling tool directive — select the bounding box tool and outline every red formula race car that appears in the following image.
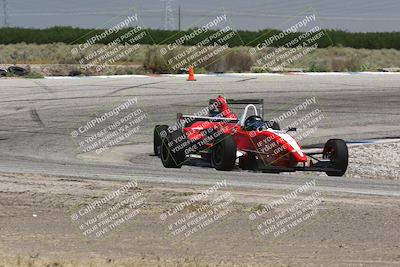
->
[153,96,348,176]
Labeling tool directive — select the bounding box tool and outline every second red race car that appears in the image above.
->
[153,96,348,176]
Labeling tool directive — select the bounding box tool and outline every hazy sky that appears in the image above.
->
[2,0,400,32]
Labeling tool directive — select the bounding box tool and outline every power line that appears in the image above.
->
[174,10,400,22]
[2,0,9,27]
[10,9,164,16]
[178,5,181,31]
[8,9,400,22]
[160,0,175,30]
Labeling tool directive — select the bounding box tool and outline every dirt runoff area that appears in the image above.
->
[0,172,400,267]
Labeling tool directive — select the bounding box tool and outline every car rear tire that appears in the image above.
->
[160,129,186,168]
[323,139,348,176]
[153,125,169,156]
[239,153,258,170]
[211,134,237,171]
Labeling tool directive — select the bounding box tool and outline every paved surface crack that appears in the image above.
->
[29,108,46,128]
[107,81,164,96]
[33,80,54,93]
[236,77,257,82]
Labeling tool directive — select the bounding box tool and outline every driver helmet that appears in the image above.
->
[245,116,265,131]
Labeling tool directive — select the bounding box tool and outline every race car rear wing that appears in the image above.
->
[177,114,239,125]
[208,98,264,118]
[179,115,238,122]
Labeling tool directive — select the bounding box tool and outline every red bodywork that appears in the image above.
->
[182,97,307,168]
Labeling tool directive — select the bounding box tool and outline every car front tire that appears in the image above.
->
[323,139,348,177]
[211,134,237,171]
[160,129,186,168]
[153,125,169,156]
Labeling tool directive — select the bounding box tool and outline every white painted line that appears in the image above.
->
[347,138,400,146]
[303,138,400,154]
[44,72,400,79]
[45,74,151,79]
[162,72,400,77]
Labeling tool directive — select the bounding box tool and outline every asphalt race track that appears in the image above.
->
[0,73,399,195]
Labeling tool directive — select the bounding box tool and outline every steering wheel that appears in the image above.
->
[244,115,265,131]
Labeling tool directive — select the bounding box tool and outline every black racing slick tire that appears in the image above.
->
[323,139,348,177]
[160,129,187,168]
[211,134,237,171]
[239,153,258,171]
[153,125,169,156]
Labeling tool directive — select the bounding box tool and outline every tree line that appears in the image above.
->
[0,27,399,49]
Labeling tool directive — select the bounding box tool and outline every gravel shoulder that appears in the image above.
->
[1,172,399,267]
[347,142,400,180]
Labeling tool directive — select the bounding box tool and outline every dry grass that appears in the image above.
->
[1,43,399,75]
[294,46,400,72]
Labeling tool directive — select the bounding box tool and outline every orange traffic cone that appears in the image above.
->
[187,66,196,81]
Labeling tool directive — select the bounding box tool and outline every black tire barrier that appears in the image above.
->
[0,68,7,77]
[7,66,28,76]
[69,70,83,77]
